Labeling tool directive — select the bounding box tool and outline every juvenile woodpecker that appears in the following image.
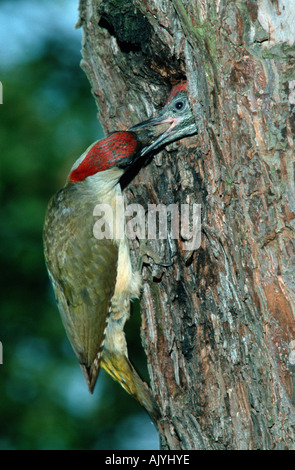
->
[43,82,197,420]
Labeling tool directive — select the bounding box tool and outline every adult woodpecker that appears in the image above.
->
[43,82,197,420]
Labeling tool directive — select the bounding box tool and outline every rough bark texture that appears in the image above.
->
[78,0,295,449]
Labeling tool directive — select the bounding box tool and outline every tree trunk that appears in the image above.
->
[78,0,295,450]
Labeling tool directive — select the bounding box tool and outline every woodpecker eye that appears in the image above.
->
[173,99,186,112]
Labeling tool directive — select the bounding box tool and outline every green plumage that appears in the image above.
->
[43,181,118,386]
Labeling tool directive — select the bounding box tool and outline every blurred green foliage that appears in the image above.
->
[0,29,157,449]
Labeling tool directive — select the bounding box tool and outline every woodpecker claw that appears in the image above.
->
[137,240,174,271]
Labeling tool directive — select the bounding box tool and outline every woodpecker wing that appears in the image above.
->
[44,185,118,392]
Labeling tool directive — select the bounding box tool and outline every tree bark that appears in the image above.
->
[78,0,295,450]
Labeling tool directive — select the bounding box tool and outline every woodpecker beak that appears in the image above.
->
[129,90,197,156]
[130,115,182,156]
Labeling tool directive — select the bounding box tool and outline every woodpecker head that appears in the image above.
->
[68,82,197,184]
[68,131,141,183]
[129,82,197,156]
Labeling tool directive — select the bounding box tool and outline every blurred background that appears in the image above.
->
[0,0,158,449]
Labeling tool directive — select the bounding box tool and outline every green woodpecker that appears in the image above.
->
[43,82,197,421]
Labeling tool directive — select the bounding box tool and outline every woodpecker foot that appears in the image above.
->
[137,240,174,271]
